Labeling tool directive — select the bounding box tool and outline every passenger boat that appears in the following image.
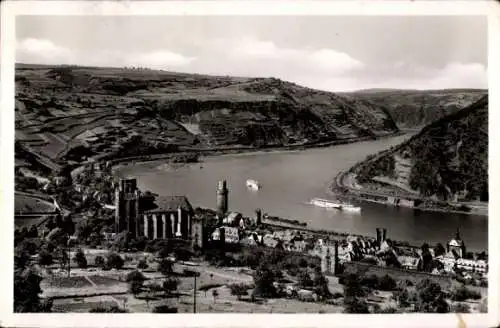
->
[246,179,261,191]
[310,197,361,212]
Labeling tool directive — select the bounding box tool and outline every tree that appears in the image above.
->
[416,279,449,313]
[230,284,249,300]
[162,278,179,297]
[38,250,53,267]
[344,297,370,314]
[253,262,278,298]
[14,268,52,312]
[137,259,148,269]
[395,288,411,308]
[14,246,30,269]
[434,243,446,257]
[342,273,367,299]
[212,289,219,304]
[298,271,314,289]
[63,215,75,236]
[378,275,397,291]
[313,272,331,300]
[94,255,105,267]
[106,253,124,269]
[28,225,38,238]
[126,270,146,297]
[73,249,88,268]
[158,258,174,276]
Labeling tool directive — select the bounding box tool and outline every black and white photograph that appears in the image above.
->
[2,1,499,326]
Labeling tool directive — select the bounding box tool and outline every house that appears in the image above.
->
[447,229,466,258]
[223,212,244,227]
[211,226,240,244]
[398,255,420,270]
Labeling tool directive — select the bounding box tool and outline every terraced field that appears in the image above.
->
[15,64,399,180]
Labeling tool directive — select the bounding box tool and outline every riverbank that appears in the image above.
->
[330,164,488,217]
[106,131,404,171]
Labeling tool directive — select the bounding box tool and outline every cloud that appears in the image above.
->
[426,62,487,89]
[15,37,486,92]
[227,38,364,76]
[17,38,75,65]
[16,38,195,70]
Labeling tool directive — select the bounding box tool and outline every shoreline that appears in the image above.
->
[329,166,488,218]
[108,131,404,170]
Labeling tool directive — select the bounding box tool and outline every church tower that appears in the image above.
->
[216,180,229,217]
[115,178,140,237]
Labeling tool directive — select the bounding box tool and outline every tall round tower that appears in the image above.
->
[216,180,229,216]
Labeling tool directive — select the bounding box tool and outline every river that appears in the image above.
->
[116,134,488,252]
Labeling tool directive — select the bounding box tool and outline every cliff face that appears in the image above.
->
[15,64,399,174]
[345,89,487,128]
[355,96,488,202]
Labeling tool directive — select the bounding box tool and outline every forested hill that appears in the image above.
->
[344,89,487,128]
[355,95,488,202]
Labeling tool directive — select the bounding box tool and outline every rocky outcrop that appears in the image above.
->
[354,96,488,202]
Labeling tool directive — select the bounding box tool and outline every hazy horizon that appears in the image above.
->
[16,15,488,92]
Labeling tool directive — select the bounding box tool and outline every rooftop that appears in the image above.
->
[144,195,193,214]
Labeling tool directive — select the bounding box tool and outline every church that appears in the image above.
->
[114,178,194,241]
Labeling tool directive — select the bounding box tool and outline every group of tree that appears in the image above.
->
[14,236,52,312]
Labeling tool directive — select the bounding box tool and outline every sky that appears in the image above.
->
[16,15,488,92]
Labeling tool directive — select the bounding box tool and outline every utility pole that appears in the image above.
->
[193,272,197,313]
[185,269,200,313]
[67,234,71,277]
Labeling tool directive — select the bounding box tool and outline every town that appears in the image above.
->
[14,160,488,313]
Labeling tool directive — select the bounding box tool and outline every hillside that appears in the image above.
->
[15,64,399,177]
[354,95,488,203]
[344,89,487,128]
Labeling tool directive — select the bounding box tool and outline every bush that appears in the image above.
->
[73,249,88,268]
[126,271,145,296]
[152,305,178,313]
[126,270,146,282]
[89,305,127,313]
[38,250,53,266]
[199,283,223,292]
[137,259,148,269]
[163,278,179,296]
[332,292,343,299]
[158,259,174,276]
[452,303,470,313]
[451,286,482,302]
[229,283,249,300]
[106,253,124,269]
[94,255,105,267]
[378,275,397,291]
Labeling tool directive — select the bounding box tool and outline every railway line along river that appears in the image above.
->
[115,133,488,252]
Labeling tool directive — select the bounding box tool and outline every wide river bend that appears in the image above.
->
[116,134,488,251]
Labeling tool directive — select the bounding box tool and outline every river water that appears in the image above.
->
[116,134,488,252]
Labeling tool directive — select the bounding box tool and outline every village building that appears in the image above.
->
[222,212,244,228]
[211,226,240,244]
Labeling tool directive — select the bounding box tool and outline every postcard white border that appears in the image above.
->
[1,1,499,328]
